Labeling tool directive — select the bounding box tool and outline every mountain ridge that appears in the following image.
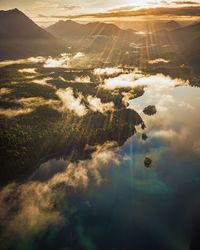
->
[0,8,67,59]
[0,8,53,40]
[46,19,137,39]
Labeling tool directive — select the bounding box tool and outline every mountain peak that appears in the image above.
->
[55,19,79,25]
[0,8,53,40]
[11,8,20,12]
[167,20,178,24]
[66,19,77,23]
[1,8,22,15]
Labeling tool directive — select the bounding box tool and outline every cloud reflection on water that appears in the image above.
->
[0,142,121,249]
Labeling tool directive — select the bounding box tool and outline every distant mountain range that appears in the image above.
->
[46,20,140,51]
[144,21,200,66]
[185,35,200,66]
[153,20,182,31]
[172,22,200,66]
[114,20,183,32]
[0,8,199,67]
[46,20,137,39]
[153,21,200,45]
[171,22,200,43]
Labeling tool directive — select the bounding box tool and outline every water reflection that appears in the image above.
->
[1,83,200,249]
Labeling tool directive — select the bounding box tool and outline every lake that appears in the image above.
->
[18,83,200,250]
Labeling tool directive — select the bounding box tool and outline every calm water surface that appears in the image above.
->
[29,85,200,250]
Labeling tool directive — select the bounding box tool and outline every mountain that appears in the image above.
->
[144,21,200,68]
[153,20,182,31]
[46,20,137,39]
[155,21,200,44]
[171,22,200,67]
[184,35,200,67]
[46,20,82,38]
[171,22,200,43]
[165,20,182,30]
[0,9,67,59]
[0,8,53,39]
[46,20,139,51]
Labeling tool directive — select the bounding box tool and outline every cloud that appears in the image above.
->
[134,74,188,90]
[18,68,37,74]
[87,96,115,113]
[73,52,85,59]
[152,129,178,139]
[0,53,88,70]
[48,141,121,188]
[56,88,115,116]
[126,71,189,114]
[0,182,65,246]
[62,6,200,19]
[63,4,81,10]
[33,77,54,87]
[56,88,87,116]
[103,71,188,90]
[173,1,200,5]
[0,142,121,248]
[109,5,135,12]
[122,91,136,106]
[0,57,45,68]
[0,108,33,117]
[148,58,170,64]
[0,88,11,96]
[0,55,123,77]
[151,127,200,155]
[27,56,46,63]
[43,53,86,69]
[75,76,91,83]
[177,101,194,110]
[94,67,125,76]
[129,43,143,49]
[102,70,188,113]
[102,70,143,90]
[0,97,60,117]
[18,97,60,109]
[44,54,70,68]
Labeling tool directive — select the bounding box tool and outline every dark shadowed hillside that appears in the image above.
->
[141,21,200,68]
[0,8,52,39]
[185,36,200,67]
[171,22,200,67]
[153,21,200,45]
[153,20,182,31]
[0,9,67,59]
[165,20,182,30]
[171,21,200,43]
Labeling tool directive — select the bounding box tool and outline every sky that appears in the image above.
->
[0,0,200,26]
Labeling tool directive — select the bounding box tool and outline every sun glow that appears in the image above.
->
[123,0,166,8]
[124,0,200,8]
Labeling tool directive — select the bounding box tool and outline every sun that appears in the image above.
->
[125,0,166,8]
